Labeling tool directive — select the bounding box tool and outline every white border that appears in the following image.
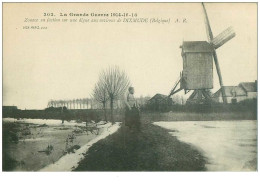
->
[1,1,259,189]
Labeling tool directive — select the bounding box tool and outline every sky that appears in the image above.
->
[3,3,257,109]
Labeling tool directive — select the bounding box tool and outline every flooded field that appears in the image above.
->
[3,118,109,171]
[154,120,257,171]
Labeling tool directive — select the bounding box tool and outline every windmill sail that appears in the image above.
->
[202,3,214,41]
[202,3,228,104]
[212,26,236,49]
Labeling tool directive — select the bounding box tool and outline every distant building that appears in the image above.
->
[212,81,257,103]
[239,81,257,99]
[148,93,173,111]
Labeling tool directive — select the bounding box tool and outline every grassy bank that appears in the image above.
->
[141,111,257,122]
[74,121,206,171]
[2,122,20,171]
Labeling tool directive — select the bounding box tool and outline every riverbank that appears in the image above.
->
[40,122,120,171]
[141,111,257,122]
[74,121,206,171]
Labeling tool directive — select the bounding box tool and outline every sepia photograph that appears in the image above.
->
[2,2,258,173]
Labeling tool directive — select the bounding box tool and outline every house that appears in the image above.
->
[238,81,257,99]
[148,94,173,111]
[212,81,257,103]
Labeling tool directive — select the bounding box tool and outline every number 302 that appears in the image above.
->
[44,13,54,16]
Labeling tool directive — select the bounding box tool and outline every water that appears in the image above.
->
[154,120,257,171]
[3,118,102,171]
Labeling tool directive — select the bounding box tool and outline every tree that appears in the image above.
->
[76,99,79,109]
[79,99,82,109]
[65,100,69,109]
[69,100,73,109]
[73,99,76,109]
[93,80,109,122]
[86,98,89,109]
[100,66,131,124]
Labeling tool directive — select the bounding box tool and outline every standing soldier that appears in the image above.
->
[124,87,141,130]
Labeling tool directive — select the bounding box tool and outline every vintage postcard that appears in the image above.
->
[2,2,257,172]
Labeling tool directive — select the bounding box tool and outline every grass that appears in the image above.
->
[74,120,206,171]
[2,122,20,171]
[141,111,257,122]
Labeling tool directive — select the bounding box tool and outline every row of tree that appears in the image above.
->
[47,98,95,109]
[47,94,183,111]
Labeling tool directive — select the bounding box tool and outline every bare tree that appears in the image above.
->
[65,100,69,109]
[69,100,72,109]
[76,99,79,109]
[93,79,109,122]
[73,99,76,109]
[90,98,93,109]
[47,100,53,108]
[84,98,89,109]
[100,66,131,124]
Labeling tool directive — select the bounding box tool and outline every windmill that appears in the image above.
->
[168,3,236,104]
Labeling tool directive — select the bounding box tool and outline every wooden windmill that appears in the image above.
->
[168,3,236,104]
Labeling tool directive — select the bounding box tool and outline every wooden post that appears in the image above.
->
[168,76,181,97]
[202,3,227,104]
[187,90,197,102]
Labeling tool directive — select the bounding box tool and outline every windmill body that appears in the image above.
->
[180,41,214,91]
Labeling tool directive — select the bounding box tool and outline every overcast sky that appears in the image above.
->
[3,3,257,109]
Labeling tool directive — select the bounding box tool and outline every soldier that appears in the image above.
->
[124,87,141,130]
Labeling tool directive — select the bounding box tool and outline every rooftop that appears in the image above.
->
[213,86,247,97]
[181,41,214,53]
[239,82,257,92]
[149,93,168,101]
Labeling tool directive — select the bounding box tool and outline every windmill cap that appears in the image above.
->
[181,41,214,53]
